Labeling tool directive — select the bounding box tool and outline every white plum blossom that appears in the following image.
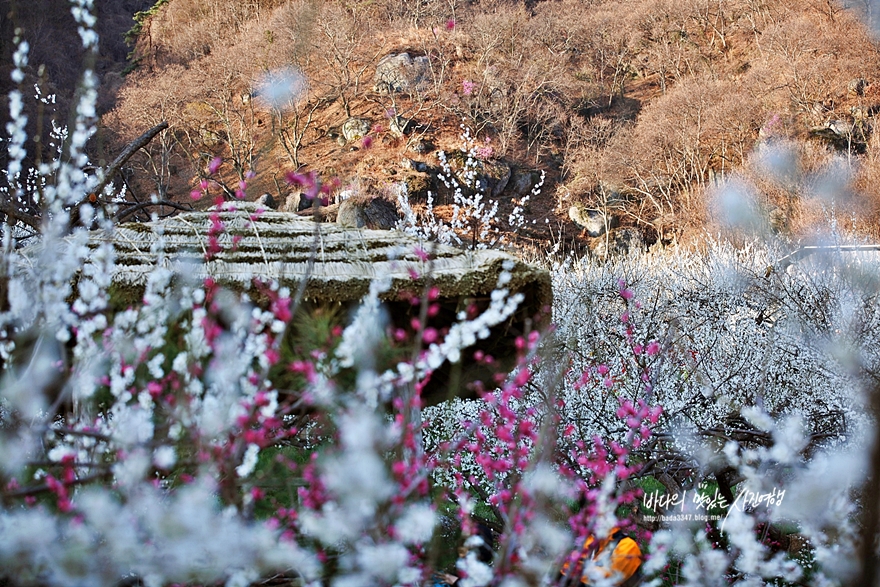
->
[396,503,437,544]
[235,443,260,478]
[152,445,177,470]
[456,552,493,587]
[255,66,308,110]
[356,542,411,583]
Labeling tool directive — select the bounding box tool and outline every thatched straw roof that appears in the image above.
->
[93,203,552,316]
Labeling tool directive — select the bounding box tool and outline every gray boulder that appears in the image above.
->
[199,128,224,148]
[851,105,872,121]
[480,159,511,198]
[442,152,511,198]
[401,158,429,173]
[810,119,862,152]
[592,227,645,258]
[342,117,372,142]
[409,138,434,154]
[337,196,401,230]
[848,78,867,96]
[256,193,277,210]
[279,192,313,212]
[509,169,543,197]
[569,204,616,237]
[374,53,430,94]
[389,115,415,137]
[825,119,851,137]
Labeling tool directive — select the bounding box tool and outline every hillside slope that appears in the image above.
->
[103,0,880,249]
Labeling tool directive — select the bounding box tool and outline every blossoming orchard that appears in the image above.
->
[2,2,880,587]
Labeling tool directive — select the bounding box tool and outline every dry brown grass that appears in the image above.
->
[98,0,880,245]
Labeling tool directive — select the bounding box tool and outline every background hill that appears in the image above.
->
[0,0,153,130]
[9,0,880,250]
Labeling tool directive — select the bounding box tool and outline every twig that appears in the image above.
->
[5,471,113,499]
[115,200,194,223]
[50,426,112,442]
[0,203,41,232]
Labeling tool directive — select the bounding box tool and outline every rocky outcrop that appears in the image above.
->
[569,203,617,238]
[389,115,415,137]
[809,119,868,153]
[374,52,431,94]
[341,117,372,142]
[478,159,512,198]
[440,152,511,199]
[848,78,867,96]
[337,195,401,229]
[401,158,429,173]
[278,192,308,212]
[591,227,645,258]
[256,193,276,209]
[408,138,434,154]
[402,172,432,201]
[508,169,543,198]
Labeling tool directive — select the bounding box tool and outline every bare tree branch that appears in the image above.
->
[5,472,113,499]
[115,200,194,223]
[93,121,169,199]
[0,203,41,232]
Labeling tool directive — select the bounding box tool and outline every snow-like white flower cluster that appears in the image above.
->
[398,125,543,250]
[550,238,874,437]
[2,5,880,587]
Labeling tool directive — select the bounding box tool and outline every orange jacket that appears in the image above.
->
[561,528,642,585]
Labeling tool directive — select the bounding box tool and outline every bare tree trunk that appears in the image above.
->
[857,381,880,586]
